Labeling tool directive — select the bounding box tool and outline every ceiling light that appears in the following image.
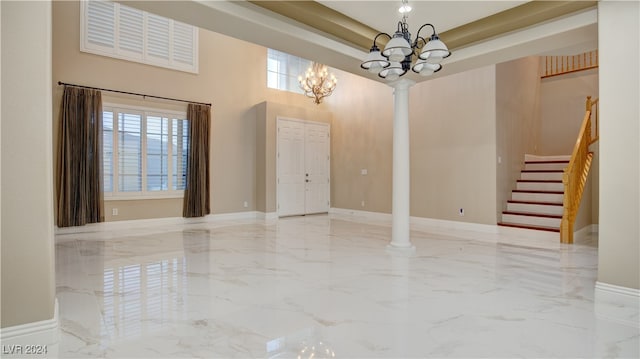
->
[298,62,337,105]
[398,0,412,13]
[361,0,450,80]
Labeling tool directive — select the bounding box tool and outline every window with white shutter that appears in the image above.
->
[81,0,198,73]
[102,104,189,199]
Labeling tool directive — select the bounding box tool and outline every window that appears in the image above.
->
[81,0,199,73]
[267,48,312,94]
[102,105,189,199]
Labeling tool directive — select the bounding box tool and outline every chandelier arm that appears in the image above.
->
[373,32,392,48]
[415,23,436,41]
[413,36,428,49]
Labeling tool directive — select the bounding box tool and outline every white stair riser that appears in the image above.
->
[524,163,568,171]
[512,192,564,203]
[507,203,564,216]
[525,154,571,162]
[501,214,561,228]
[517,182,564,191]
[520,172,564,181]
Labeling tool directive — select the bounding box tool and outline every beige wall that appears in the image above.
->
[495,57,541,219]
[597,1,639,290]
[410,66,498,224]
[539,68,599,155]
[52,1,322,222]
[324,71,394,213]
[1,1,56,327]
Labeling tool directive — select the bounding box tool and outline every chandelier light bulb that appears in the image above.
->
[398,0,412,14]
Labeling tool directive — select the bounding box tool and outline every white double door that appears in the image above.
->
[277,118,330,217]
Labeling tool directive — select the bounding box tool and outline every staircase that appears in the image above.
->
[498,154,570,233]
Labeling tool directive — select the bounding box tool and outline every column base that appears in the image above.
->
[386,243,416,255]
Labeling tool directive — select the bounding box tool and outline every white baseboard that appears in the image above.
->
[0,299,59,346]
[595,282,640,328]
[574,224,599,241]
[207,211,260,221]
[56,211,260,235]
[410,216,498,234]
[329,208,498,238]
[257,212,278,220]
[329,208,392,223]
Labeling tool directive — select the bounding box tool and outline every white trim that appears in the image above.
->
[55,211,260,235]
[207,211,259,221]
[574,224,599,241]
[257,212,278,220]
[330,208,565,246]
[329,207,392,223]
[595,282,640,298]
[330,207,498,236]
[104,193,184,201]
[0,299,59,346]
[410,216,498,234]
[594,282,640,328]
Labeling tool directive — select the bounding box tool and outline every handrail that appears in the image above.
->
[542,50,599,79]
[560,96,599,243]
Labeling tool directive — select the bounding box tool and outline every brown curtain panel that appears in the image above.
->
[183,103,211,217]
[56,86,104,227]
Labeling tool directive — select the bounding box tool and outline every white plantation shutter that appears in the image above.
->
[85,0,115,50]
[172,22,195,67]
[81,0,198,73]
[117,6,143,58]
[146,14,171,63]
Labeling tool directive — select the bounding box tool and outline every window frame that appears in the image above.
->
[267,48,312,94]
[102,103,189,201]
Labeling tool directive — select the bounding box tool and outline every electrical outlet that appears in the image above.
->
[112,208,118,216]
[459,208,464,216]
[243,201,248,208]
[361,169,368,175]
[361,200,365,207]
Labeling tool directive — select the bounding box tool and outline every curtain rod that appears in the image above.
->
[57,81,212,107]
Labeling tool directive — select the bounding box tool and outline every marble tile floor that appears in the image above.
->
[50,214,638,358]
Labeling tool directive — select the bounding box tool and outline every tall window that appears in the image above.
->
[103,105,188,198]
[81,0,199,73]
[267,48,311,94]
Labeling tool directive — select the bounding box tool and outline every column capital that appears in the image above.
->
[387,78,416,90]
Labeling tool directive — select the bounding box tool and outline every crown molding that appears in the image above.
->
[249,1,597,52]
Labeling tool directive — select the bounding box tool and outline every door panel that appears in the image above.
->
[304,123,330,214]
[277,120,305,216]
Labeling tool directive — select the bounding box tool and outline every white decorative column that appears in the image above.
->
[388,79,415,250]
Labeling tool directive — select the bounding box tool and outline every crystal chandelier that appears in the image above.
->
[360,0,451,80]
[298,62,338,104]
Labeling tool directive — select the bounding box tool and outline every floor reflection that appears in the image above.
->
[267,327,336,359]
[101,257,187,339]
